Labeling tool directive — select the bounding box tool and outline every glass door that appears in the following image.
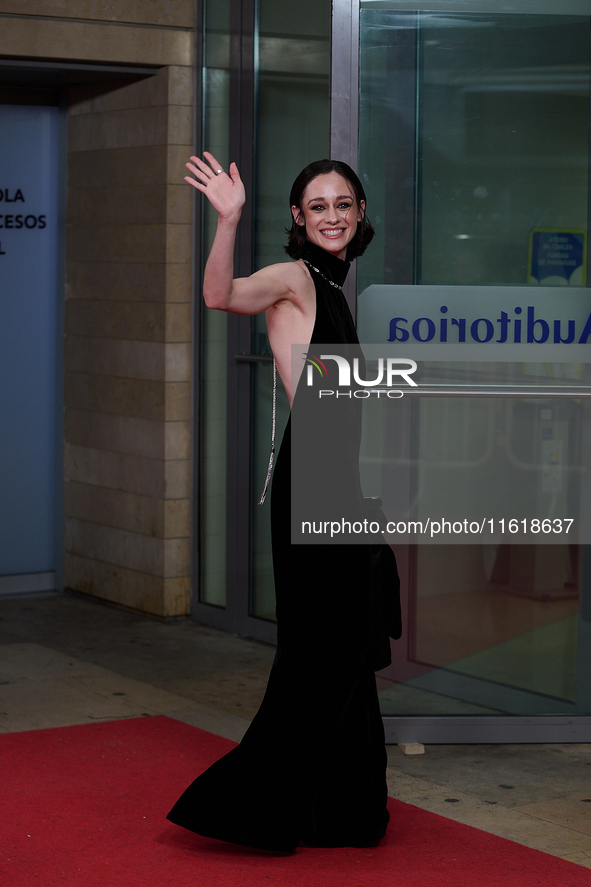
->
[249,0,331,624]
[194,0,332,639]
[354,1,591,740]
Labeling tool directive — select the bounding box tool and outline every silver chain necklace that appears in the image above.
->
[302,258,343,291]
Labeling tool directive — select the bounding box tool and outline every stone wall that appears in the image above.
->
[0,1,196,617]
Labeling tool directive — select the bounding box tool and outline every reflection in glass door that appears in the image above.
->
[196,0,330,636]
[357,2,591,736]
[249,0,331,622]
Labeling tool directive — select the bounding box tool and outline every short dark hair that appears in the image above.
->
[284,159,374,260]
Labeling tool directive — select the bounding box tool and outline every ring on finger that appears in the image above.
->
[215,168,224,176]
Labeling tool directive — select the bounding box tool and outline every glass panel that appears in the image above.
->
[199,0,231,607]
[358,3,591,716]
[418,13,589,286]
[249,0,331,620]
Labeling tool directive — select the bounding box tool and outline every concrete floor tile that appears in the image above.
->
[386,743,591,807]
[378,683,498,716]
[0,642,99,680]
[166,707,250,743]
[515,795,591,836]
[73,671,202,714]
[561,850,591,869]
[0,676,150,731]
[0,656,201,731]
[386,769,591,857]
[161,671,269,720]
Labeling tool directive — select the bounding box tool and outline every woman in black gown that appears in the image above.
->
[167,154,400,854]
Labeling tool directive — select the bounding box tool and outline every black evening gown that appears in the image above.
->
[167,242,399,853]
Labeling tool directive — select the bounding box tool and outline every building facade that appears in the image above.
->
[1,3,195,617]
[1,0,590,742]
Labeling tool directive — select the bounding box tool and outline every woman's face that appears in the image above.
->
[291,172,364,261]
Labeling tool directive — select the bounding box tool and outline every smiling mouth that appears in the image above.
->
[321,228,345,238]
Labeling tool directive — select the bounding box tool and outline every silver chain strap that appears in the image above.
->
[302,258,343,291]
[257,357,277,505]
[258,260,341,504]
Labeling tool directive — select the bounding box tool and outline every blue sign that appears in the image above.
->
[0,106,60,579]
[529,229,586,286]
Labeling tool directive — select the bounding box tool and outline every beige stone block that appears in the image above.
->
[384,770,591,859]
[66,337,165,381]
[0,669,189,731]
[65,480,165,537]
[68,70,169,116]
[0,1,195,26]
[67,0,195,28]
[164,382,190,421]
[165,302,192,341]
[64,409,165,459]
[65,552,168,616]
[168,66,194,106]
[68,106,169,153]
[165,263,193,302]
[0,643,99,683]
[164,537,191,577]
[168,104,193,146]
[166,223,193,264]
[164,421,191,461]
[0,1,67,14]
[65,372,165,421]
[168,145,196,184]
[165,459,190,499]
[166,184,193,224]
[67,224,167,264]
[65,300,165,341]
[65,442,165,498]
[66,517,167,576]
[515,795,591,836]
[0,18,193,66]
[67,185,167,226]
[163,576,191,617]
[166,707,250,744]
[398,742,426,756]
[66,261,166,302]
[561,851,591,869]
[163,499,191,539]
[165,343,191,381]
[67,146,167,189]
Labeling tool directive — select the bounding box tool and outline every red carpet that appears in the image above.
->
[1,715,589,887]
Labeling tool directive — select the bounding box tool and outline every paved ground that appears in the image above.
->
[0,592,590,869]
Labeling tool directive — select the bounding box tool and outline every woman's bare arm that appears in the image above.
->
[185,152,298,315]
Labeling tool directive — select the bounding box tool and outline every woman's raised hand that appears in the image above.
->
[184,151,245,221]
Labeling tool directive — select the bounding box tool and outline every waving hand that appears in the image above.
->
[185,151,245,221]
